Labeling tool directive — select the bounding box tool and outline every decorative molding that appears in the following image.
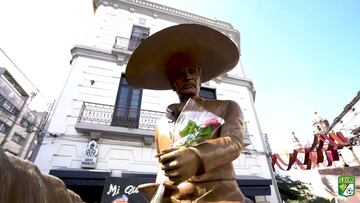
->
[215,74,256,101]
[93,0,241,50]
[75,122,155,145]
[71,45,131,65]
[71,45,116,62]
[329,90,360,130]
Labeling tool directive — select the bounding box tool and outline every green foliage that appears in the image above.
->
[179,120,197,137]
[275,173,330,203]
[308,197,332,203]
[197,126,213,138]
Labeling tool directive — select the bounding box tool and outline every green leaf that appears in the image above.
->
[179,120,198,137]
[198,126,213,138]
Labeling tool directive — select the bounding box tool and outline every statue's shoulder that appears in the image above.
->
[202,99,242,119]
[203,98,240,109]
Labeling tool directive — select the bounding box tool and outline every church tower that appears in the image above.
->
[292,132,302,149]
[313,112,329,134]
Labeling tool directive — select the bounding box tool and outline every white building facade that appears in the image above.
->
[35,0,280,202]
[329,91,360,166]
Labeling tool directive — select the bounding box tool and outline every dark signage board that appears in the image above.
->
[101,177,154,203]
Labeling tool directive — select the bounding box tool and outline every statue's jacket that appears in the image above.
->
[161,97,248,202]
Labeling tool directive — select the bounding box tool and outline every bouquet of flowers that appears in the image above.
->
[150,98,224,203]
[170,98,224,148]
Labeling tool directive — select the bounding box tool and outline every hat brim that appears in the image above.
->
[125,24,239,90]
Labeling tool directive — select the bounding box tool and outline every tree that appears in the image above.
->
[275,173,330,203]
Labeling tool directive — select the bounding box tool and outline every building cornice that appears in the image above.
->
[70,46,255,101]
[75,122,155,145]
[71,45,131,65]
[0,68,29,97]
[215,74,256,101]
[93,0,240,50]
[329,90,360,130]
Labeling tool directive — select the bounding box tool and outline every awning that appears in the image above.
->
[50,168,110,186]
[236,175,272,196]
[50,169,272,197]
[121,173,272,197]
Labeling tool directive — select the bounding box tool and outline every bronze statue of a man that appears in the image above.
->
[126,24,250,203]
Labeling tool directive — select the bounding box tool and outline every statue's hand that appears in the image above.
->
[159,147,201,183]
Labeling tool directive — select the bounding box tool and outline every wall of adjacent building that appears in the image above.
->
[330,93,360,167]
[0,72,45,160]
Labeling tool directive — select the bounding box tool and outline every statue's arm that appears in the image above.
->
[190,100,244,173]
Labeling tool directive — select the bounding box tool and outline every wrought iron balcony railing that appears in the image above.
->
[77,102,166,131]
[77,102,251,146]
[113,36,130,50]
[243,123,252,146]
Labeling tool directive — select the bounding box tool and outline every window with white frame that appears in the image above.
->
[112,74,143,128]
[199,87,217,99]
[0,121,10,133]
[12,133,25,145]
[20,118,31,128]
[0,94,19,115]
[128,25,150,51]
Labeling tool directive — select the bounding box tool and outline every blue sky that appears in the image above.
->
[155,0,360,150]
[1,0,359,151]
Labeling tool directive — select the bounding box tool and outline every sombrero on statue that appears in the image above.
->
[125,23,239,90]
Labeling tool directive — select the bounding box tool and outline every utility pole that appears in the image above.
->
[15,92,38,158]
[29,101,54,162]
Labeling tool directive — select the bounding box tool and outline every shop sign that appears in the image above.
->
[81,140,98,169]
[101,177,154,203]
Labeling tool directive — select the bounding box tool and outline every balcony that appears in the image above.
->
[113,36,130,50]
[111,36,132,63]
[243,123,252,147]
[75,102,251,146]
[75,102,166,144]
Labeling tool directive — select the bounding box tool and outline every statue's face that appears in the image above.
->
[171,65,201,99]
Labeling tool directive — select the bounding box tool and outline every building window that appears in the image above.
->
[128,25,149,51]
[112,74,143,128]
[30,142,36,151]
[0,121,10,133]
[5,149,17,156]
[0,94,19,116]
[12,133,25,145]
[199,87,217,99]
[20,118,31,128]
[317,125,322,132]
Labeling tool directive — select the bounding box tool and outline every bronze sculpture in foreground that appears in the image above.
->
[0,148,83,203]
[126,24,252,203]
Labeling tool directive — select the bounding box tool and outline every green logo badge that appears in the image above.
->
[338,175,355,197]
